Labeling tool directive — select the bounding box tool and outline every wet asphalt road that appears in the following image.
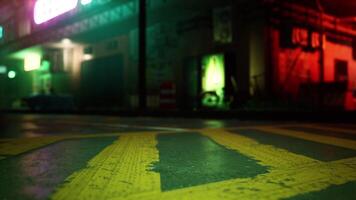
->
[0,114,356,200]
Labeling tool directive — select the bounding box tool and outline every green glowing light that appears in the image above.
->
[0,65,7,74]
[41,60,51,71]
[24,53,41,71]
[8,71,16,79]
[201,54,225,107]
[81,0,92,5]
[0,26,3,39]
[9,46,43,60]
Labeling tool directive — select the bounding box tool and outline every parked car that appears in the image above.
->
[22,94,76,112]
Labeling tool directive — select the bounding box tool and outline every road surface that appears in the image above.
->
[0,114,355,200]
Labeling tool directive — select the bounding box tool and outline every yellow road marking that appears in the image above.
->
[200,128,320,169]
[226,124,304,130]
[64,131,158,139]
[0,138,13,142]
[3,129,356,199]
[255,127,356,150]
[0,131,160,156]
[0,136,66,155]
[303,124,356,135]
[122,130,356,200]
[123,157,356,200]
[52,133,161,200]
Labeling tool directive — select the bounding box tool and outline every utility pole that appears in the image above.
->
[317,0,325,109]
[318,11,324,85]
[138,0,147,111]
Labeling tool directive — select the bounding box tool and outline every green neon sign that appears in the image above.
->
[201,54,225,107]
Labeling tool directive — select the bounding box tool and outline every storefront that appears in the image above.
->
[269,3,356,110]
[0,0,355,111]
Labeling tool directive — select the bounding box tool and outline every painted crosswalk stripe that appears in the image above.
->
[2,128,355,199]
[304,124,356,135]
[65,132,151,139]
[0,137,116,200]
[281,126,356,140]
[116,129,356,200]
[200,128,320,169]
[234,129,356,161]
[0,138,13,142]
[254,127,356,150]
[0,132,157,156]
[123,157,356,200]
[51,133,161,200]
[284,180,356,200]
[154,132,268,191]
[0,136,66,156]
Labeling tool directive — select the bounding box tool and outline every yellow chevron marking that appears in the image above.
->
[0,136,66,155]
[122,129,356,200]
[254,127,356,150]
[1,127,351,200]
[124,157,356,200]
[52,133,160,200]
[200,128,320,169]
[303,124,356,135]
[0,131,159,156]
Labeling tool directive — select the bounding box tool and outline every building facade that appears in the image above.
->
[0,0,355,111]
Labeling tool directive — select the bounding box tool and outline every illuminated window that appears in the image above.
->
[34,0,79,24]
[24,53,42,71]
[292,27,308,47]
[311,32,320,48]
[83,54,93,61]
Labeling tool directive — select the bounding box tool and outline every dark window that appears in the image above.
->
[334,59,348,82]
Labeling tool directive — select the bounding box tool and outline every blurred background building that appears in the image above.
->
[0,0,355,112]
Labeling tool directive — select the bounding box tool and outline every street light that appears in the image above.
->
[8,71,16,79]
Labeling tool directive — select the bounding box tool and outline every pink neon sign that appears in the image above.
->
[34,0,78,24]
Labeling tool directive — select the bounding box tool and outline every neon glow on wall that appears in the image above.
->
[24,53,41,71]
[0,26,3,39]
[201,54,225,107]
[34,0,79,24]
